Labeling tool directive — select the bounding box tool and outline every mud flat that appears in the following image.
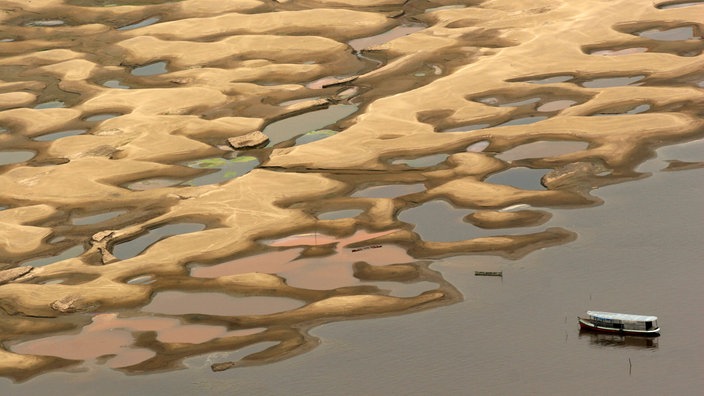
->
[0,0,702,385]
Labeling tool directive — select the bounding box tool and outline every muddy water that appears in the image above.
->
[0,0,703,391]
[2,163,700,396]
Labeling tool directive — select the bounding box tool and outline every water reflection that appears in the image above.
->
[112,223,205,260]
[263,105,357,146]
[579,330,659,349]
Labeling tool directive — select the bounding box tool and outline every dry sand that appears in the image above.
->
[0,0,702,381]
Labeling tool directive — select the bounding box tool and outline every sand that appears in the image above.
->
[0,0,702,381]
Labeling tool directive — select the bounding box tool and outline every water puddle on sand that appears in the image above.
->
[497,115,548,127]
[131,61,168,77]
[0,150,35,165]
[637,26,700,41]
[123,177,185,190]
[657,1,704,9]
[143,292,305,316]
[183,156,258,186]
[443,123,493,132]
[112,223,205,260]
[370,281,438,298]
[537,100,578,112]
[295,129,337,145]
[351,183,425,198]
[478,97,540,107]
[467,140,491,152]
[193,229,411,290]
[34,129,87,141]
[485,167,547,190]
[317,209,364,220]
[392,153,449,168]
[523,75,574,84]
[593,103,651,116]
[25,20,66,27]
[589,47,648,56]
[102,80,131,89]
[85,113,121,122]
[21,245,84,267]
[263,104,357,146]
[71,210,126,226]
[398,200,546,242]
[581,75,645,88]
[496,141,588,162]
[425,5,467,13]
[33,100,66,109]
[10,313,265,369]
[117,16,160,31]
[348,25,425,51]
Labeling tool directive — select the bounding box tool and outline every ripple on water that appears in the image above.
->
[112,223,205,260]
[0,150,35,165]
[143,291,305,316]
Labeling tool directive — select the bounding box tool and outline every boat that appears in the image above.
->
[474,271,503,277]
[578,311,660,336]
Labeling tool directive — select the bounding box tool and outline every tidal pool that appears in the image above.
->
[143,292,305,316]
[33,129,87,141]
[112,223,205,260]
[263,105,357,146]
[0,151,35,165]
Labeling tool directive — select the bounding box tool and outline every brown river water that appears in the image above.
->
[0,0,703,394]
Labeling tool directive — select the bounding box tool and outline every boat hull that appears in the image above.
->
[578,317,660,337]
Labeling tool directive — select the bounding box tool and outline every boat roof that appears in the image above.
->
[587,311,657,322]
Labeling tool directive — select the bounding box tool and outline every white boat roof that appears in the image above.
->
[587,311,657,322]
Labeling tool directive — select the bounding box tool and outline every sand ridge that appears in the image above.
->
[0,0,702,380]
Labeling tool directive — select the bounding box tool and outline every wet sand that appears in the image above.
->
[0,0,703,388]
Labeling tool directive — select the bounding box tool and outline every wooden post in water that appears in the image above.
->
[628,357,632,375]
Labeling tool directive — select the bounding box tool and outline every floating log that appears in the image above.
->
[351,245,382,252]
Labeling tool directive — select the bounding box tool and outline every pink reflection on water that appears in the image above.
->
[193,229,413,289]
[143,292,305,316]
[10,313,262,368]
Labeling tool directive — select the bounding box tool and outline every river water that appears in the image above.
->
[2,163,701,395]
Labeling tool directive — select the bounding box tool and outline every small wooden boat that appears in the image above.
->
[578,311,660,336]
[474,271,503,277]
